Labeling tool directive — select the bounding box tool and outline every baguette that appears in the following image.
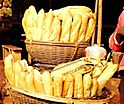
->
[42,9,54,41]
[41,71,53,96]
[4,54,15,86]
[51,58,85,77]
[49,16,61,41]
[33,69,44,94]
[84,17,96,42]
[70,14,82,42]
[20,59,28,71]
[25,67,35,92]
[83,73,92,98]
[53,75,63,97]
[26,5,37,40]
[60,8,72,42]
[22,9,29,37]
[78,15,89,42]
[35,9,45,41]
[97,62,118,96]
[19,72,27,90]
[69,9,94,19]
[74,73,83,98]
[91,78,98,97]
[92,66,102,78]
[67,6,92,13]
[13,60,23,88]
[62,74,74,98]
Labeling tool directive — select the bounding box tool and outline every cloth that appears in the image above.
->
[109,10,124,67]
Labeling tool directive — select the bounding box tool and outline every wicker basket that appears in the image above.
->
[25,40,90,65]
[8,86,114,104]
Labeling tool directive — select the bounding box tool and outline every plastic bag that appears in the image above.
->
[85,44,107,59]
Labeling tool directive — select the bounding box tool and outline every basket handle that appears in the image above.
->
[71,42,79,61]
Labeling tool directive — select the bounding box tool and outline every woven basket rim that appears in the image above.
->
[25,40,90,47]
[9,85,114,103]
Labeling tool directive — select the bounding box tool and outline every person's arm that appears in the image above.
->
[109,10,124,51]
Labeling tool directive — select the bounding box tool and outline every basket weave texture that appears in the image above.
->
[8,87,114,104]
[10,90,60,104]
[25,40,90,65]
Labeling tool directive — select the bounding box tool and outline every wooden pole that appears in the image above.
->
[91,0,99,45]
[97,0,102,46]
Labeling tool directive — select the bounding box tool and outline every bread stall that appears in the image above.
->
[1,0,121,103]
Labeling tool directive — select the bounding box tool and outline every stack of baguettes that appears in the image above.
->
[4,54,118,99]
[22,5,96,43]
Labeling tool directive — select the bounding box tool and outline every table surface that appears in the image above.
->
[0,60,121,104]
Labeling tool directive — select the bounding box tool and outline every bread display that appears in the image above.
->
[22,5,96,42]
[4,54,118,100]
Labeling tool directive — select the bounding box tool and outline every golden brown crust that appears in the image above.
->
[53,75,63,97]
[19,72,28,90]
[22,9,29,37]
[60,8,72,42]
[49,16,61,41]
[74,73,83,98]
[83,73,92,98]
[84,17,96,42]
[35,9,45,41]
[41,71,53,96]
[91,78,98,97]
[42,9,54,41]
[26,5,37,40]
[13,61,23,88]
[78,15,89,42]
[62,74,74,98]
[4,54,15,86]
[70,14,82,42]
[33,69,44,94]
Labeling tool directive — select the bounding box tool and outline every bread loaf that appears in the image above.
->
[35,9,45,41]
[19,72,27,90]
[33,69,44,94]
[41,71,53,96]
[78,15,89,42]
[83,73,92,98]
[4,54,15,86]
[49,16,61,41]
[92,66,102,78]
[60,8,72,42]
[67,6,92,13]
[22,9,29,37]
[53,75,63,97]
[62,74,74,98]
[91,78,98,97]
[26,5,37,40]
[70,14,82,42]
[97,62,118,96]
[13,60,23,88]
[74,73,83,98]
[84,17,96,42]
[25,66,35,92]
[42,9,54,41]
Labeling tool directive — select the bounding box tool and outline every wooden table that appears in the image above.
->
[0,60,121,104]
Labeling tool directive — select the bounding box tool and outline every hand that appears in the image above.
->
[116,26,124,44]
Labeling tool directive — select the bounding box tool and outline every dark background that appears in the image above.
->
[0,0,124,59]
